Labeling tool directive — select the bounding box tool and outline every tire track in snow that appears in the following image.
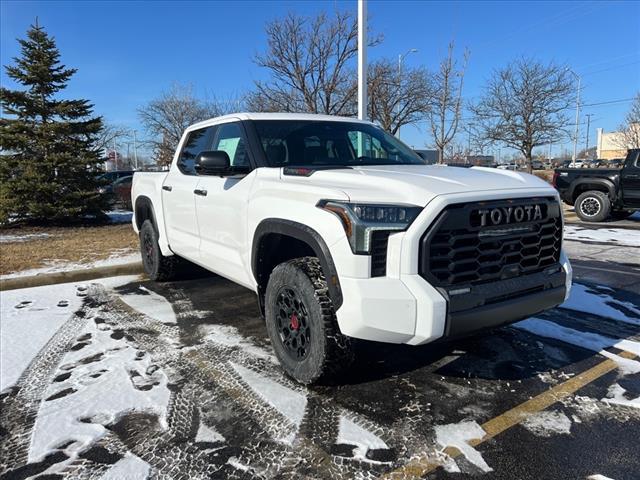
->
[0,293,92,475]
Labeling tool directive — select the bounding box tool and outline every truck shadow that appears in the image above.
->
[118,275,637,388]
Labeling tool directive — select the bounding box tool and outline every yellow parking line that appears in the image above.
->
[381,350,636,479]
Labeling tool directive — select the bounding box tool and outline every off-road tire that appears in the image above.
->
[139,219,179,281]
[575,190,610,223]
[265,257,354,385]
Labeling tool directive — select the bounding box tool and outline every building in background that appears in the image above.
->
[596,125,639,159]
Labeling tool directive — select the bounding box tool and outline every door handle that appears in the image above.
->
[162,185,172,192]
[194,189,208,196]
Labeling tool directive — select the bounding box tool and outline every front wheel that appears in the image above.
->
[139,220,180,281]
[575,191,610,222]
[264,257,354,384]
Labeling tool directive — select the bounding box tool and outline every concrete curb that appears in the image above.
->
[0,262,144,291]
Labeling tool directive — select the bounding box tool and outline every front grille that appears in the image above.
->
[419,197,562,287]
[370,231,390,277]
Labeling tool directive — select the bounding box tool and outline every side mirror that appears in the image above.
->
[195,150,231,175]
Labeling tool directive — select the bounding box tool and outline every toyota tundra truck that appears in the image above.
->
[131,113,572,384]
[553,149,640,222]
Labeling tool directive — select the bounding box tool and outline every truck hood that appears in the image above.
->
[281,164,555,206]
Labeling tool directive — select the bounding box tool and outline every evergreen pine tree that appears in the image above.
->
[0,21,107,223]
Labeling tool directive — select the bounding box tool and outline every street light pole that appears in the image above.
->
[567,69,581,164]
[585,113,593,156]
[396,48,418,139]
[357,0,367,121]
[132,130,139,170]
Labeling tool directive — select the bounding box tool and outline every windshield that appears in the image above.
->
[252,120,425,167]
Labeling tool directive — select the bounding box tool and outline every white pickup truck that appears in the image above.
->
[132,113,572,384]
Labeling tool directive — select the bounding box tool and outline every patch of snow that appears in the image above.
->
[521,410,572,437]
[516,318,640,373]
[202,324,277,363]
[196,422,225,443]
[1,252,141,279]
[598,350,640,375]
[587,475,616,480]
[601,383,640,410]
[231,362,306,443]
[564,224,640,247]
[0,232,52,243]
[29,317,170,468]
[561,283,640,326]
[337,415,389,462]
[107,210,133,224]
[0,282,83,391]
[101,453,150,480]
[434,420,492,473]
[227,457,251,472]
[119,286,177,325]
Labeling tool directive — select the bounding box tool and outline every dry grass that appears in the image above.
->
[0,224,138,276]
[533,170,554,184]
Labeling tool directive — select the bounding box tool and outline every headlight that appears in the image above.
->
[317,200,422,254]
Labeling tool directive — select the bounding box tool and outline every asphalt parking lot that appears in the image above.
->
[1,218,639,480]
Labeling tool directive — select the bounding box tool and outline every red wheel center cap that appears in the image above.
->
[290,313,300,330]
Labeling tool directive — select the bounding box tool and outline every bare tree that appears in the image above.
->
[615,92,640,151]
[94,123,130,155]
[368,59,434,135]
[462,122,494,155]
[470,59,575,173]
[138,83,233,166]
[428,43,469,164]
[247,11,380,115]
[443,141,466,163]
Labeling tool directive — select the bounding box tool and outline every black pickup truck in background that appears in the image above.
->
[553,149,640,222]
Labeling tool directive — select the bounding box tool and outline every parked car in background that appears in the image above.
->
[560,160,573,168]
[531,160,544,170]
[112,175,133,209]
[568,161,585,168]
[98,174,133,208]
[608,159,624,168]
[553,149,640,222]
[497,163,518,170]
[97,170,134,183]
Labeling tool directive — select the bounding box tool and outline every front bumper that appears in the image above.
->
[334,189,572,345]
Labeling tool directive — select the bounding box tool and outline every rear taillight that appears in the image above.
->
[552,172,559,187]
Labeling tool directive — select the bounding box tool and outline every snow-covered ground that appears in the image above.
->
[1,283,83,391]
[0,276,138,391]
[561,283,640,326]
[0,232,53,243]
[2,218,640,478]
[0,251,141,280]
[563,224,640,247]
[106,210,133,224]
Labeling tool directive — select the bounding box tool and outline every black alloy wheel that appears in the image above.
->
[275,287,311,361]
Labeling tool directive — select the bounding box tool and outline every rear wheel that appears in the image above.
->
[575,190,610,222]
[265,257,354,384]
[139,220,179,281]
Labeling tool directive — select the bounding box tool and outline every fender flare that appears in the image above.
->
[252,219,343,309]
[569,178,617,202]
[134,196,159,233]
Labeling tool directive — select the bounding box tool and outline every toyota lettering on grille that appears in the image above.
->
[476,205,543,226]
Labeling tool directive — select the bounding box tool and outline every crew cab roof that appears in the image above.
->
[187,112,377,132]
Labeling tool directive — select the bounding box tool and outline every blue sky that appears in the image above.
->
[1,0,639,157]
